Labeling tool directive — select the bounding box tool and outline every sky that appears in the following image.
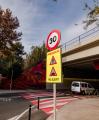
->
[0,0,97,53]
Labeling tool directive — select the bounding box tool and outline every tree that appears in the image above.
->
[6,42,25,79]
[25,43,47,69]
[10,42,25,64]
[0,7,25,79]
[0,7,22,56]
[83,0,99,28]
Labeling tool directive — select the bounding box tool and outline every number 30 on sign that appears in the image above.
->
[46,30,61,51]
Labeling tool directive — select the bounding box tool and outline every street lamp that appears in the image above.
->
[9,52,14,91]
[10,64,13,91]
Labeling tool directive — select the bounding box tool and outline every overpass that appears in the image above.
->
[60,26,99,89]
[61,26,99,65]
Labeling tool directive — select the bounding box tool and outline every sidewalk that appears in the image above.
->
[0,89,43,95]
[19,109,48,120]
[0,89,52,95]
[47,97,99,120]
[0,90,26,94]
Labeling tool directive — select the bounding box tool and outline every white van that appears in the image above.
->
[71,81,95,95]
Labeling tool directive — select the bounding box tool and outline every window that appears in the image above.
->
[88,84,92,88]
[81,83,85,87]
[81,83,87,88]
[85,84,87,88]
[72,83,79,87]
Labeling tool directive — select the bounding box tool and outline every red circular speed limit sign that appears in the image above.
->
[46,30,61,50]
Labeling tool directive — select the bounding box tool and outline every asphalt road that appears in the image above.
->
[0,90,66,120]
[0,94,31,120]
[0,90,87,120]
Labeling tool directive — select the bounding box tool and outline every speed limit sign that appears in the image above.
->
[46,30,61,50]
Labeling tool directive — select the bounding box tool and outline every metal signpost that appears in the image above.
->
[46,30,62,120]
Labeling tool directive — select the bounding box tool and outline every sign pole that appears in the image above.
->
[46,29,61,120]
[53,83,56,120]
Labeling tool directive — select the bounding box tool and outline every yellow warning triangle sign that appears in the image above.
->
[50,56,57,65]
[50,67,57,76]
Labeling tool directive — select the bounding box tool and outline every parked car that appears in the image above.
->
[71,81,95,95]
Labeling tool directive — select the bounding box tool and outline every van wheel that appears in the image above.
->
[82,91,85,95]
[88,92,91,95]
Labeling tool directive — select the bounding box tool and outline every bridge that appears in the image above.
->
[60,26,99,89]
[61,26,99,65]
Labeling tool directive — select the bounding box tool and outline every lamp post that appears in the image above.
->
[9,52,14,91]
[10,65,13,91]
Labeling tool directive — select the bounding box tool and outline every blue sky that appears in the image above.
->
[0,0,96,53]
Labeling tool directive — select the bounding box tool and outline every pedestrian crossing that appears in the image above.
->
[21,91,64,100]
[31,97,78,114]
[21,91,78,115]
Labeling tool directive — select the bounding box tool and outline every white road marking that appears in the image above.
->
[8,106,36,120]
[8,115,19,120]
[40,102,68,109]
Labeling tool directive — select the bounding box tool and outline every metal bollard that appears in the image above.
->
[38,97,40,110]
[28,105,31,120]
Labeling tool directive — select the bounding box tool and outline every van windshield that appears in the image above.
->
[72,83,79,87]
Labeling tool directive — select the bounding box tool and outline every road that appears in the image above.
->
[0,90,91,120]
[0,94,30,120]
[0,90,66,119]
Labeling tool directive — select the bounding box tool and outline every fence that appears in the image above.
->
[61,26,99,53]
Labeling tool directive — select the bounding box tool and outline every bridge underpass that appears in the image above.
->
[62,58,99,89]
[61,26,99,90]
[63,55,99,79]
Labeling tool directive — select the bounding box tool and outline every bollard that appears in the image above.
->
[38,97,40,110]
[28,105,31,120]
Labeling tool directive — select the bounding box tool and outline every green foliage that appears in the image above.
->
[7,63,23,79]
[0,7,22,55]
[83,0,99,28]
[25,43,47,69]
[0,7,25,79]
